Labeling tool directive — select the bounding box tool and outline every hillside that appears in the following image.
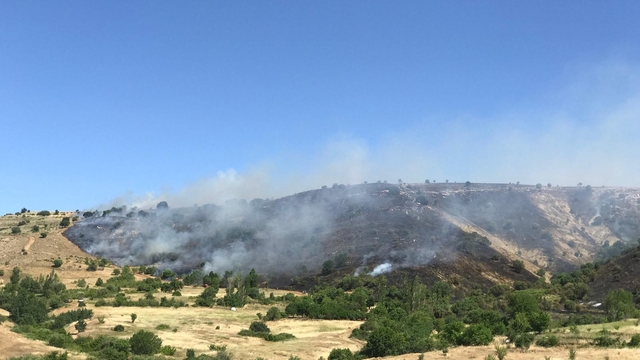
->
[62,183,640,289]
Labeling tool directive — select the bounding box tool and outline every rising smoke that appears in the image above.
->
[67,59,640,282]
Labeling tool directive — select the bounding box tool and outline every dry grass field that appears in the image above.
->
[0,212,364,359]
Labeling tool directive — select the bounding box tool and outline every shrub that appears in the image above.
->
[53,259,63,268]
[113,324,125,332]
[98,316,105,324]
[40,232,47,238]
[0,270,4,276]
[48,333,72,348]
[321,260,334,275]
[59,217,71,228]
[209,344,227,351]
[238,329,295,342]
[131,313,137,323]
[328,348,358,360]
[159,345,177,355]
[75,320,87,332]
[459,324,494,346]
[536,334,559,347]
[155,324,171,330]
[264,306,283,321]
[95,278,104,286]
[628,334,640,347]
[249,321,270,333]
[86,261,98,271]
[512,260,525,273]
[38,210,51,216]
[77,279,86,288]
[11,227,21,234]
[593,329,619,347]
[31,225,40,233]
[129,330,162,355]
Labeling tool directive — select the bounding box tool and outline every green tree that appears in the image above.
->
[95,278,104,286]
[75,319,87,332]
[529,311,551,333]
[328,348,357,360]
[245,268,259,288]
[131,313,137,323]
[52,259,63,268]
[249,321,270,333]
[10,267,21,284]
[129,330,162,355]
[59,217,71,228]
[322,260,334,275]
[361,326,404,357]
[459,324,494,346]
[264,307,283,321]
[605,288,635,321]
[512,260,525,273]
[8,289,49,324]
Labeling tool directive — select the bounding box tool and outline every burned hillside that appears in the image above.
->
[63,183,640,288]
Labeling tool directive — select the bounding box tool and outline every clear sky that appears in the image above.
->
[2,1,640,213]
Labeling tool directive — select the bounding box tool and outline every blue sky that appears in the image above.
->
[2,2,640,213]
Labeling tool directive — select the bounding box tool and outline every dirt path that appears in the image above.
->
[22,236,36,254]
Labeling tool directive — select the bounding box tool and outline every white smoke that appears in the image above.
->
[369,263,393,276]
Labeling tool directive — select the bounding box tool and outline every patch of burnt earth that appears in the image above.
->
[589,244,640,302]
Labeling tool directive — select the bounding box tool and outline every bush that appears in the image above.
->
[328,348,358,360]
[95,278,104,286]
[264,307,283,321]
[628,334,640,347]
[59,217,71,228]
[75,319,87,332]
[0,270,4,276]
[113,324,125,332]
[48,333,72,348]
[593,329,619,347]
[536,334,559,347]
[38,210,51,216]
[238,329,295,342]
[53,259,63,268]
[159,345,177,355]
[512,260,525,273]
[31,225,40,233]
[322,260,334,275]
[249,321,270,333]
[155,324,171,330]
[40,232,47,238]
[129,330,162,355]
[11,227,21,234]
[459,324,494,346]
[131,313,137,323]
